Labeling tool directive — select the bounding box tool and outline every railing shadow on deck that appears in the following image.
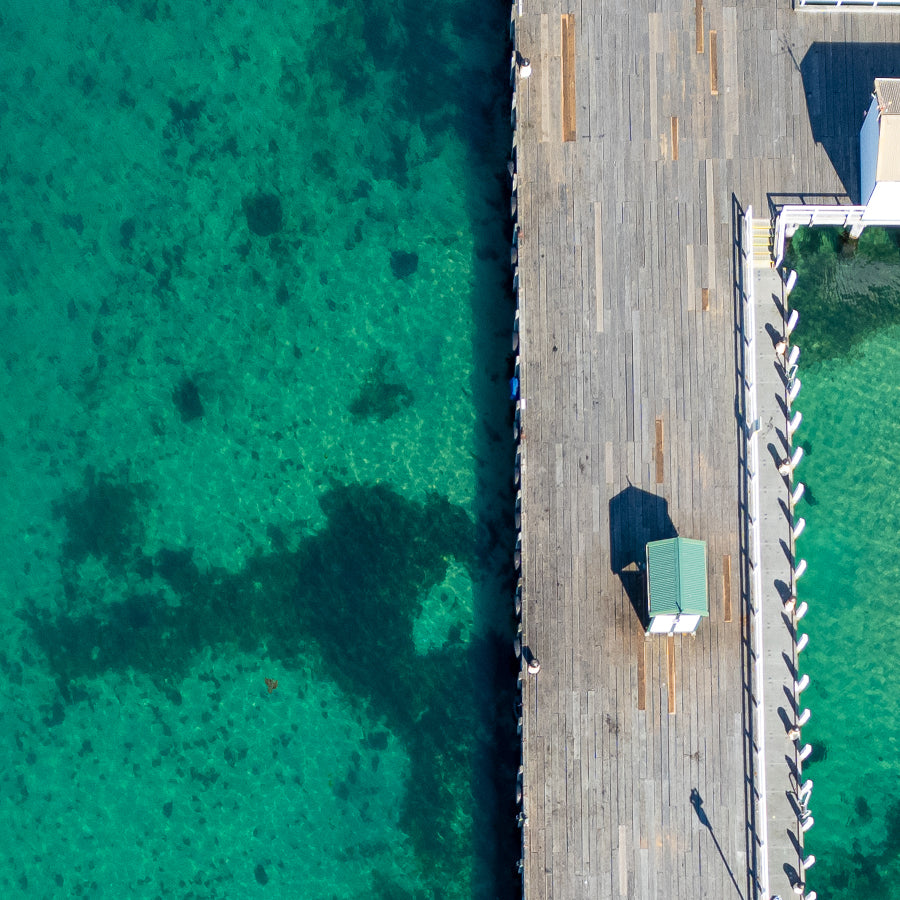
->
[800,42,900,203]
[608,484,676,627]
[766,192,850,223]
[730,191,762,900]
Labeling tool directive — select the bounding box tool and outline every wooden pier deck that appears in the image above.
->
[512,3,900,898]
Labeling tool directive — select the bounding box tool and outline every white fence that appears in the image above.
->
[797,0,900,7]
[741,207,770,900]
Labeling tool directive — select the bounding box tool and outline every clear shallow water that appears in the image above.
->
[0,1,517,897]
[787,226,900,898]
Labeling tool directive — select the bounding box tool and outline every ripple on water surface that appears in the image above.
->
[787,226,900,899]
[0,0,518,897]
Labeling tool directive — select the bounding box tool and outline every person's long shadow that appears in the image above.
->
[690,788,744,897]
[609,484,676,626]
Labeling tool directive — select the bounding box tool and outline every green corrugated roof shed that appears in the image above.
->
[646,537,709,616]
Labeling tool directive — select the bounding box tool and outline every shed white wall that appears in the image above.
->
[673,615,702,634]
[862,180,900,221]
[860,95,880,205]
[647,614,703,635]
[648,614,676,634]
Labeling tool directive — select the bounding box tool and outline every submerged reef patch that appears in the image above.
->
[243,193,284,237]
[52,468,150,570]
[390,250,418,279]
[173,376,204,422]
[349,351,413,421]
[28,477,484,897]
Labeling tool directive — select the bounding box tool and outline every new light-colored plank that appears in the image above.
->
[666,635,676,715]
[655,417,665,484]
[723,554,732,623]
[637,640,647,711]
[594,201,604,333]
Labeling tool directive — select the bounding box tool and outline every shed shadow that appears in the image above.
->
[800,42,900,202]
[609,484,677,626]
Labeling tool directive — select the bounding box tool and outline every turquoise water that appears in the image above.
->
[0,1,518,897]
[787,226,900,897]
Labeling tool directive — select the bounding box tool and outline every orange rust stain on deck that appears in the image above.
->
[562,14,576,142]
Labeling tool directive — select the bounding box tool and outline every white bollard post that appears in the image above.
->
[797,706,811,726]
[791,482,805,505]
[780,446,804,475]
[795,601,808,620]
[801,815,815,832]
[796,633,809,654]
[793,517,806,539]
[787,344,800,369]
[798,779,814,802]
[786,308,800,336]
[785,270,798,294]
[788,411,803,438]
[795,558,807,580]
[788,378,802,404]
[802,854,816,870]
[799,743,813,762]
[795,673,810,693]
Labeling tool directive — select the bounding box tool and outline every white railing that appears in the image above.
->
[742,207,769,900]
[773,205,867,267]
[797,0,900,6]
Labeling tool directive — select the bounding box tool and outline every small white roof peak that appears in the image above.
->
[875,78,900,115]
